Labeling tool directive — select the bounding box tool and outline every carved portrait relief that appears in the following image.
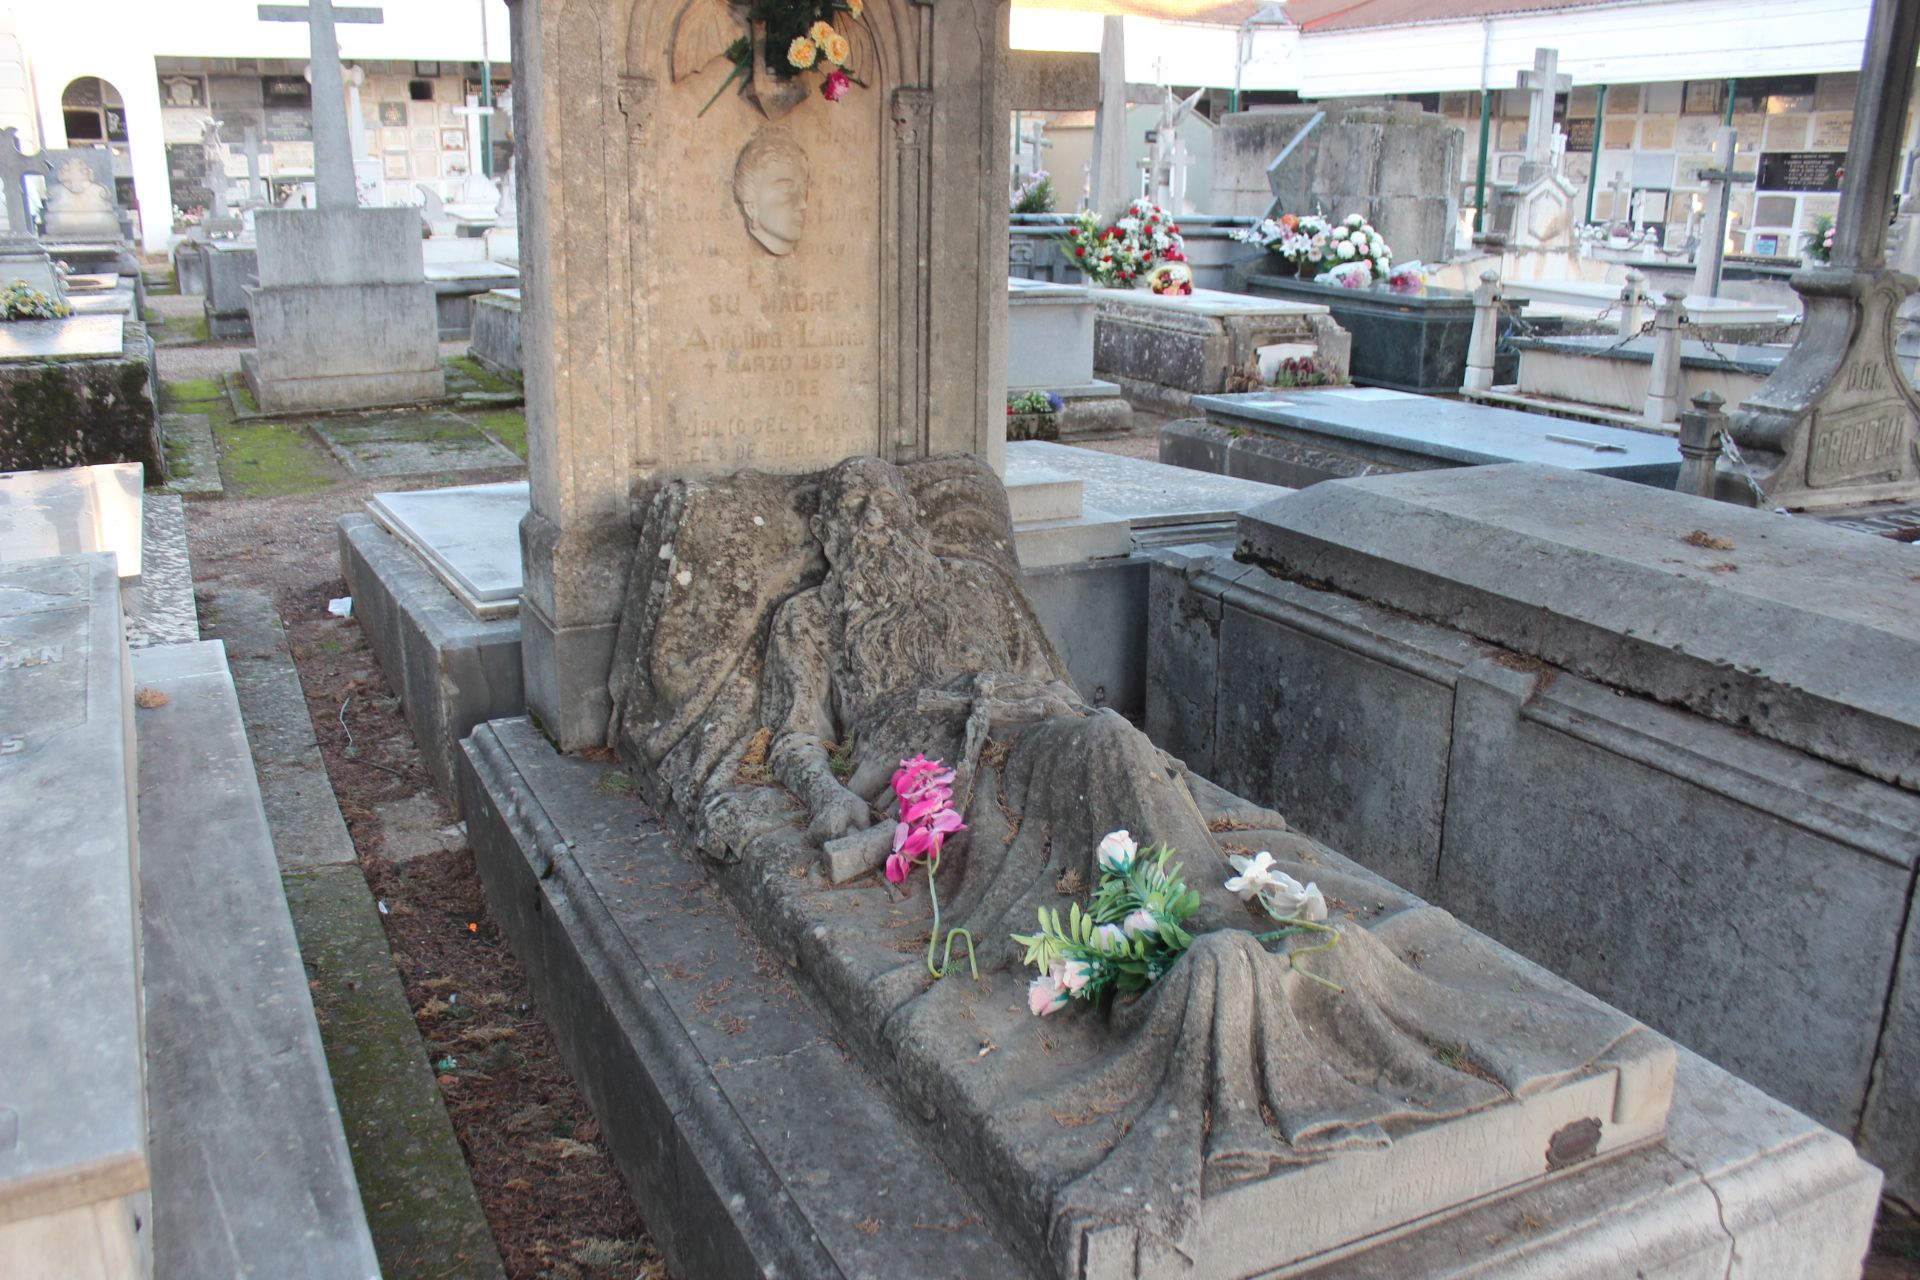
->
[732,125,809,255]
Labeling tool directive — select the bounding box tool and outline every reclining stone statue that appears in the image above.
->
[607,453,1672,1277]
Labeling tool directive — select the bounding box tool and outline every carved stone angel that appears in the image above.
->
[605,454,1672,1276]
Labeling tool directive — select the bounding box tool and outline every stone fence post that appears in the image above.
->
[1642,292,1686,429]
[1463,269,1502,392]
[1618,268,1650,335]
[1676,389,1727,498]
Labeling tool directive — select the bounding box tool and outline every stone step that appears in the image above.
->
[0,554,149,1276]
[1002,461,1084,523]
[132,639,380,1279]
[159,414,223,501]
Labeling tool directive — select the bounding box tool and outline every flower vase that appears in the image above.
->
[1007,412,1061,442]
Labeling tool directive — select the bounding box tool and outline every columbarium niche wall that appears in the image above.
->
[511,0,1009,748]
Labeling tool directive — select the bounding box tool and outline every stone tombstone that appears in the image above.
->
[40,157,122,242]
[511,0,1010,748]
[1213,104,1463,266]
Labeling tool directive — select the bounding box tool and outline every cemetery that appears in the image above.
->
[1,0,1919,1277]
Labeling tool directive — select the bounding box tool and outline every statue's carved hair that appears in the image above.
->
[733,125,810,214]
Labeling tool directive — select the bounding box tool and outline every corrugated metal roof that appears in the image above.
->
[1013,0,1269,26]
[1281,0,1623,33]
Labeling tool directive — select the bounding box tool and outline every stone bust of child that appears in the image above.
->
[732,125,809,256]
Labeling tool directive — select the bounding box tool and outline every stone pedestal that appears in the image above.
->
[511,0,1010,748]
[241,207,444,414]
[203,240,258,341]
[0,317,163,482]
[1006,278,1129,434]
[468,288,522,375]
[1240,272,1496,395]
[1728,266,1920,508]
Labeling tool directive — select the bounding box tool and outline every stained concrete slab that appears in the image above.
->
[133,640,379,1279]
[1009,440,1285,530]
[0,555,148,1250]
[1235,463,1920,790]
[310,413,523,478]
[1187,388,1680,486]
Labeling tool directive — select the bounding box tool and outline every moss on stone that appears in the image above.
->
[445,353,517,396]
[214,418,337,497]
[0,354,163,481]
[472,408,527,460]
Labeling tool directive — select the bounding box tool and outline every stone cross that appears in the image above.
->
[1607,171,1630,224]
[1516,48,1572,172]
[257,1,384,209]
[1690,127,1755,297]
[242,127,266,206]
[0,128,49,242]
[1087,16,1132,218]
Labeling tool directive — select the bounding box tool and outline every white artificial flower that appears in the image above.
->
[1096,830,1138,874]
[1337,241,1356,259]
[1092,922,1127,951]
[1331,226,1349,240]
[1260,873,1328,922]
[1225,851,1281,900]
[1122,907,1157,938]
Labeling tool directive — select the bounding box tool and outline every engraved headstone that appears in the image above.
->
[39,157,121,242]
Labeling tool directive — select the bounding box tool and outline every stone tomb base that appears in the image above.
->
[460,714,1879,1280]
[203,240,258,341]
[1163,387,1679,490]
[1093,287,1351,414]
[1148,463,1920,1202]
[0,315,162,482]
[1007,278,1131,435]
[467,288,522,376]
[242,207,444,414]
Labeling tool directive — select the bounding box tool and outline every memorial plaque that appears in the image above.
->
[1564,118,1596,151]
[648,77,885,469]
[1809,397,1909,487]
[1675,115,1719,151]
[379,101,407,127]
[158,74,205,108]
[103,108,128,144]
[1811,113,1852,149]
[1755,194,1797,227]
[1674,153,1713,189]
[410,127,437,152]
[1638,118,1675,150]
[1644,82,1683,114]
[1606,84,1641,113]
[1731,114,1764,153]
[264,108,312,143]
[381,126,406,151]
[1815,73,1857,111]
[1764,114,1809,149]
[1758,151,1844,192]
[1564,154,1592,186]
[408,101,437,127]
[1603,118,1636,150]
[262,75,311,108]
[164,142,210,212]
[1682,81,1723,115]
[1497,119,1525,151]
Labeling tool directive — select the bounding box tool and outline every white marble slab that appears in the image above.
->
[0,463,144,580]
[366,481,528,618]
[0,314,124,361]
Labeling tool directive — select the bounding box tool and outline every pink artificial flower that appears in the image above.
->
[1122,908,1157,938]
[822,68,851,102]
[884,852,912,884]
[1091,923,1127,952]
[1028,974,1069,1016]
[1053,957,1094,994]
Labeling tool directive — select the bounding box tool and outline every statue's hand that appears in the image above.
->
[808,786,873,841]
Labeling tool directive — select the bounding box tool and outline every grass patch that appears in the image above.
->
[159,370,337,497]
[161,376,225,410]
[214,418,338,497]
[445,353,517,396]
[471,408,527,459]
[162,429,196,479]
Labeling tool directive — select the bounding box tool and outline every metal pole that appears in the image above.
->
[1722,78,1736,126]
[1472,89,1491,233]
[1584,83,1606,224]
[478,0,493,178]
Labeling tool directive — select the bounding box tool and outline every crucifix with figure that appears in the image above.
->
[257,1,383,208]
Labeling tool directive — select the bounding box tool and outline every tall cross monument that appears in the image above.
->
[257,1,383,208]
[1516,48,1572,184]
[1690,127,1755,296]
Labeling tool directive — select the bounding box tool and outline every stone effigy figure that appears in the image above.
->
[606,453,1669,1275]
